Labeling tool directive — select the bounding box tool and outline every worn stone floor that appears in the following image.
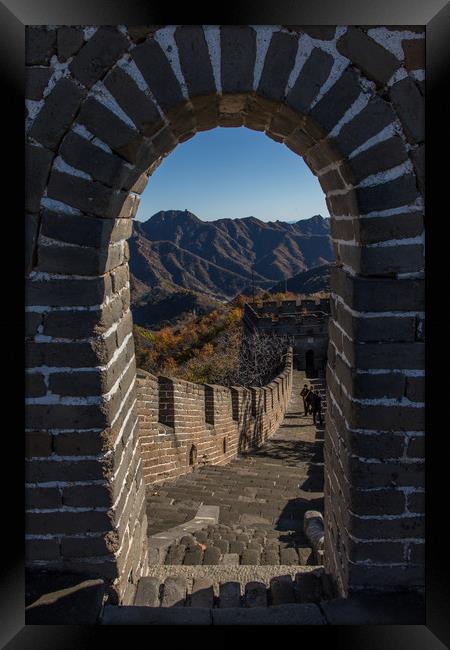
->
[146,370,325,566]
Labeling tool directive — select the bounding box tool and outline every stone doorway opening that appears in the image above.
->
[25,25,425,604]
[305,350,315,377]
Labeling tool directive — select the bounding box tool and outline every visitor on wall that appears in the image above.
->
[300,383,310,415]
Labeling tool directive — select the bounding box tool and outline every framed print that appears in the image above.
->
[1,0,448,645]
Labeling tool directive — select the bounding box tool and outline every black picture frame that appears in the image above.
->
[3,0,448,645]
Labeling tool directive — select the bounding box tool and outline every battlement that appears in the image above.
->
[136,349,293,485]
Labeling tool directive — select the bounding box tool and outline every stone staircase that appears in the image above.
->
[100,566,334,624]
[146,370,325,567]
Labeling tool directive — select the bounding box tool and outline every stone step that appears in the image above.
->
[130,567,329,610]
[100,603,326,625]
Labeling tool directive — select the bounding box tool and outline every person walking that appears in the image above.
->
[304,387,313,417]
[300,383,310,415]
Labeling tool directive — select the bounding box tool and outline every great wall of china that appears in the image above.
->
[25,24,425,616]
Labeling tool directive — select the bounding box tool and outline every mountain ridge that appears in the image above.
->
[131,209,333,302]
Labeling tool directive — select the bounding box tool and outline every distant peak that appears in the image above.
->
[146,210,201,223]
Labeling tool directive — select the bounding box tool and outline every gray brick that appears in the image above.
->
[244,581,267,607]
[220,26,256,94]
[59,131,134,190]
[280,547,300,565]
[270,575,295,604]
[258,31,298,101]
[26,66,52,100]
[219,581,241,607]
[161,576,186,607]
[25,143,54,213]
[26,27,56,65]
[340,136,409,185]
[390,77,425,143]
[69,27,129,88]
[29,78,86,150]
[40,209,132,249]
[175,26,216,97]
[131,39,184,112]
[294,571,322,603]
[25,214,40,276]
[287,47,334,114]
[203,546,222,565]
[190,578,214,607]
[336,28,400,85]
[103,65,162,137]
[57,26,85,61]
[134,577,160,606]
[241,549,260,565]
[46,170,128,219]
[332,96,396,157]
[309,67,361,137]
[76,97,144,164]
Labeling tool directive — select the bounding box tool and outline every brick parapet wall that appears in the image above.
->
[136,350,293,485]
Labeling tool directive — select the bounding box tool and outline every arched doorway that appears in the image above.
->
[25,24,425,602]
[305,349,315,377]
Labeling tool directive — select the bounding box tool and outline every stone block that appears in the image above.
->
[332,96,396,157]
[190,578,214,608]
[390,77,425,143]
[134,576,160,606]
[69,27,129,88]
[26,27,56,65]
[59,131,134,190]
[309,67,361,137]
[25,213,40,276]
[280,547,300,565]
[26,458,108,483]
[25,430,52,458]
[131,39,184,112]
[203,546,221,565]
[286,47,334,115]
[411,144,424,195]
[340,135,409,186]
[244,581,267,607]
[26,486,61,509]
[258,31,298,101]
[103,65,162,137]
[57,26,85,61]
[294,570,322,603]
[336,27,400,85]
[402,38,425,72]
[26,510,111,536]
[219,581,241,607]
[270,575,295,605]
[26,67,52,100]
[220,26,256,93]
[25,373,47,398]
[175,26,216,97]
[41,209,132,249]
[76,97,143,164]
[46,170,128,219]
[29,78,86,150]
[160,576,186,607]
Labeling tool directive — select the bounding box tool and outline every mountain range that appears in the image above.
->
[130,210,333,311]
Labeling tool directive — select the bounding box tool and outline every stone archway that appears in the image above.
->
[25,25,425,603]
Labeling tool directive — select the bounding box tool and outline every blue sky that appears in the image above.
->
[135,127,329,223]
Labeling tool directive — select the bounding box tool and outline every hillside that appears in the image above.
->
[269,263,332,295]
[130,210,333,302]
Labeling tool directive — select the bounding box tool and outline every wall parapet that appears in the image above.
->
[136,348,293,485]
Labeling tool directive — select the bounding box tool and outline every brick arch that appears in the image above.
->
[25,25,425,603]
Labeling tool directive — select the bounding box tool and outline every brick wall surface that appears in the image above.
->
[25,25,425,601]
